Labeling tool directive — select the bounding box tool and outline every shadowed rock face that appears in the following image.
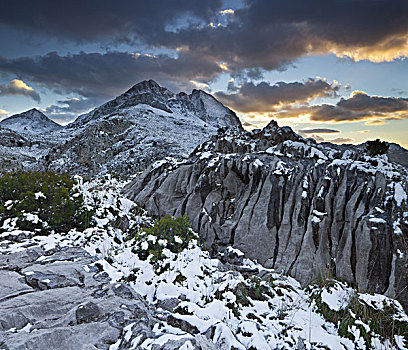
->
[125,122,408,310]
[0,127,39,172]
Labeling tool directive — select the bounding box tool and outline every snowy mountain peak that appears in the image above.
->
[47,80,242,175]
[0,108,62,135]
[19,108,46,119]
[125,79,173,97]
[70,80,242,130]
[117,79,174,105]
[187,88,243,129]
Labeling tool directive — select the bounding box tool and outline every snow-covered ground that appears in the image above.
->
[1,176,407,350]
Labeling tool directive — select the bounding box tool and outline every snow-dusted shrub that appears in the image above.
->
[0,171,94,234]
[308,278,408,348]
[131,214,197,273]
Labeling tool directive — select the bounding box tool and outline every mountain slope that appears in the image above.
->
[125,120,408,311]
[388,143,408,168]
[69,80,241,130]
[0,108,62,135]
[43,80,242,176]
[0,126,34,171]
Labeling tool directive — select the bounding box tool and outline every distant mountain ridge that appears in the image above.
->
[0,108,62,135]
[1,80,407,177]
[69,79,242,130]
[42,80,242,175]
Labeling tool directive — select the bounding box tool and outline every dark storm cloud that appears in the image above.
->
[1,0,407,72]
[215,79,340,113]
[0,50,224,121]
[298,128,340,134]
[0,79,40,102]
[0,51,222,99]
[0,0,223,43]
[276,91,408,123]
[157,0,408,70]
[310,92,408,122]
[337,91,408,113]
[44,97,105,123]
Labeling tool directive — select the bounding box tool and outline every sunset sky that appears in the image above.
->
[0,0,407,147]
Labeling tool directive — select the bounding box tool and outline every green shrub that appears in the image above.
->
[365,139,389,156]
[132,215,196,273]
[0,171,94,234]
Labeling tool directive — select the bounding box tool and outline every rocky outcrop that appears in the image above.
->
[125,122,408,310]
[388,142,408,168]
[0,244,157,350]
[0,127,37,172]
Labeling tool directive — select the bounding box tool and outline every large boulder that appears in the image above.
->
[125,123,408,310]
[0,245,156,350]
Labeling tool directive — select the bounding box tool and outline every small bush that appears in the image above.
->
[132,215,196,273]
[365,139,389,156]
[0,171,94,234]
[233,276,275,307]
[308,279,408,348]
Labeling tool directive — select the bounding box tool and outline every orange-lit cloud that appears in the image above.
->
[272,90,408,124]
[189,80,210,91]
[327,35,408,63]
[0,79,40,102]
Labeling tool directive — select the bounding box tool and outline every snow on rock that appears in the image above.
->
[0,108,62,135]
[43,80,242,176]
[1,175,407,350]
[394,182,407,206]
[320,282,352,311]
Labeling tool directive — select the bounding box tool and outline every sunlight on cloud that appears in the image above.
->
[365,119,387,126]
[208,22,222,28]
[329,35,408,62]
[327,137,354,144]
[219,9,234,15]
[132,53,157,58]
[189,80,210,91]
[218,63,229,71]
[0,79,40,102]
[9,79,34,93]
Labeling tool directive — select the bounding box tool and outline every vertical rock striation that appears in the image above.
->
[125,122,408,310]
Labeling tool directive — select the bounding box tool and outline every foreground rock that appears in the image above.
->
[125,121,408,310]
[0,244,156,350]
[1,174,407,349]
